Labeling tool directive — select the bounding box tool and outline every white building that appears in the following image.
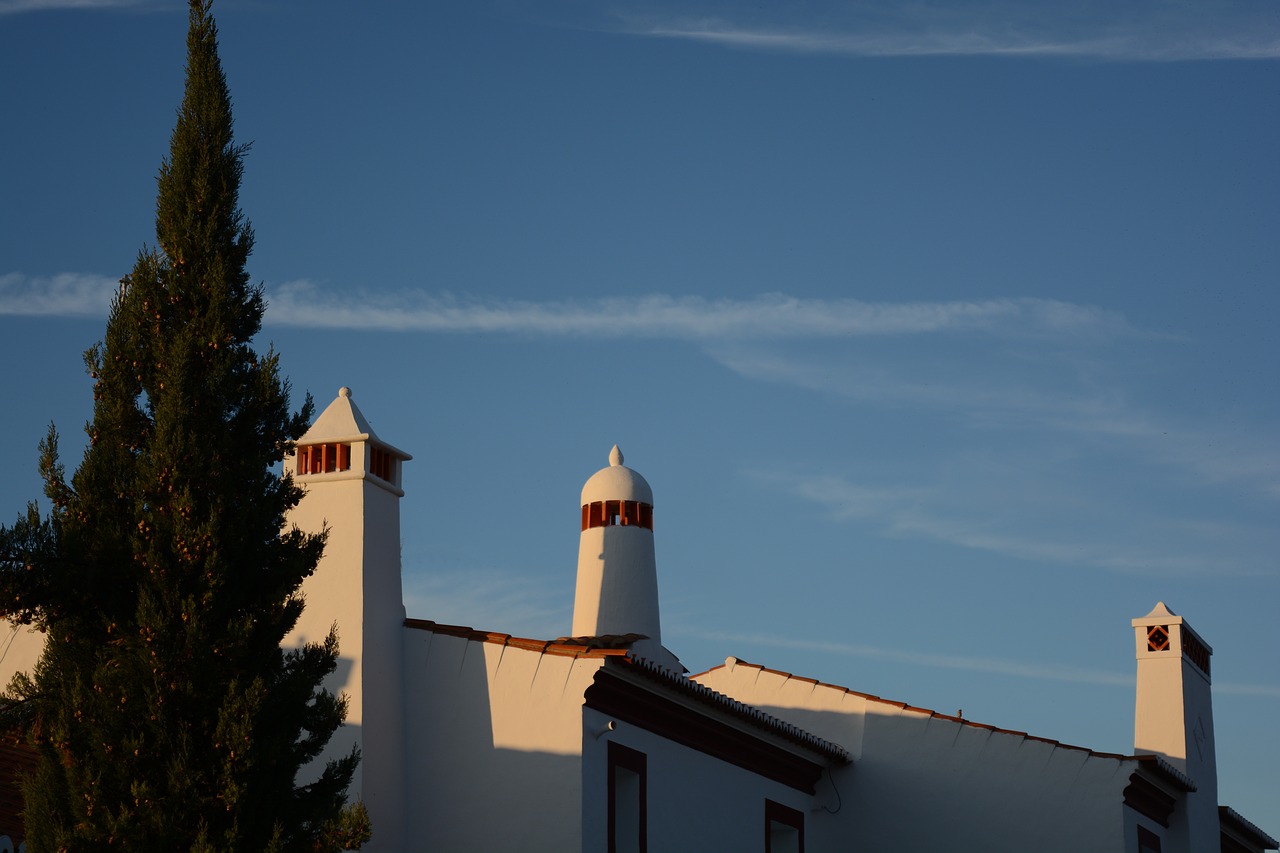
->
[3,386,1277,853]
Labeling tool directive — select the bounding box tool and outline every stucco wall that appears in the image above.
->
[285,473,367,774]
[283,452,409,851]
[580,705,817,852]
[357,477,408,850]
[400,629,606,853]
[0,621,42,695]
[697,659,1136,852]
[1133,622,1219,853]
[573,525,661,642]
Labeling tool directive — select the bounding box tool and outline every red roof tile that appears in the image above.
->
[609,656,852,764]
[403,618,631,659]
[693,656,1170,768]
[402,620,850,764]
[1220,806,1279,849]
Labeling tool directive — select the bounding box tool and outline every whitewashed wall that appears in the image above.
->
[400,629,607,853]
[0,621,42,694]
[580,705,817,852]
[697,658,1137,852]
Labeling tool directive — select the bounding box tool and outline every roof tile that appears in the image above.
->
[696,656,1161,766]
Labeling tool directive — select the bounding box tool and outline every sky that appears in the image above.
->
[2,0,1278,832]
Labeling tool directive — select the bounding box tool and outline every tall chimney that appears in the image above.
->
[1132,601,1219,851]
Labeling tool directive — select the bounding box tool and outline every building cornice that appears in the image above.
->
[585,657,849,795]
[1220,806,1280,851]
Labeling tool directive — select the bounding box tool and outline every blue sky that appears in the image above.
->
[2,0,1277,830]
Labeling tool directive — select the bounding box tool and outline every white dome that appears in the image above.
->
[580,445,653,506]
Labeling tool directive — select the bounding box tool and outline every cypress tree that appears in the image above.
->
[0,1,368,849]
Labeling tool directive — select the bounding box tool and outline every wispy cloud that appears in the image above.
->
[402,568,571,641]
[265,281,1134,341]
[613,1,1280,61]
[0,0,150,14]
[637,23,1280,61]
[709,348,1105,419]
[761,469,1277,576]
[691,628,1134,687]
[0,272,118,317]
[0,272,1141,342]
[688,629,1280,697]
[714,348,1280,499]
[10,272,1274,501]
[1216,682,1280,699]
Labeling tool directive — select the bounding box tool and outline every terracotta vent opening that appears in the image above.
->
[1181,629,1211,676]
[297,442,351,475]
[581,500,654,532]
[370,446,394,482]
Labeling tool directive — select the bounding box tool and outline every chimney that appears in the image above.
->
[1132,601,1219,851]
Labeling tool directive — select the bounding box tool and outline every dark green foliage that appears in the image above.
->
[0,2,362,849]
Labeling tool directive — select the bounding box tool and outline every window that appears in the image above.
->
[765,800,804,853]
[608,742,646,853]
[1137,825,1162,853]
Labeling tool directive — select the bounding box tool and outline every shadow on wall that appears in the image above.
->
[400,627,589,853]
[0,621,44,695]
[747,698,1131,852]
[295,653,358,787]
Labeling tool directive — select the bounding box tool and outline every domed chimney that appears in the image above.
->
[571,446,680,670]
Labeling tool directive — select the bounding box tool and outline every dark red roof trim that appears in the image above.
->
[554,634,651,649]
[616,657,850,764]
[403,618,631,659]
[404,619,848,775]
[1131,755,1196,792]
[585,662,836,794]
[1123,771,1179,827]
[696,657,1195,768]
[1220,806,1280,851]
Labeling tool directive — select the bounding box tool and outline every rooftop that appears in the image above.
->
[695,655,1193,786]
[403,618,849,764]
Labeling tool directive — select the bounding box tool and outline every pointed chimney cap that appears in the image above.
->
[1133,600,1185,628]
[298,387,412,459]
